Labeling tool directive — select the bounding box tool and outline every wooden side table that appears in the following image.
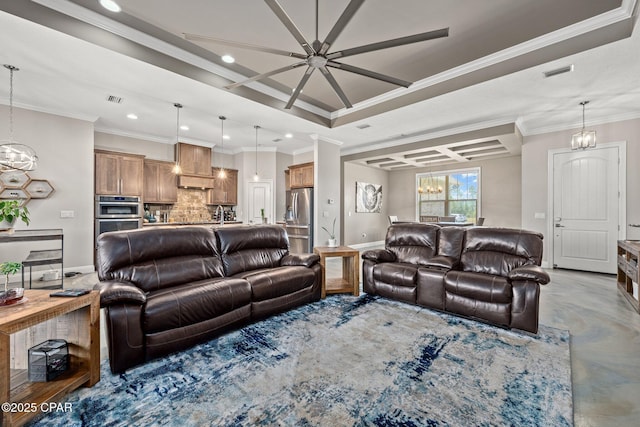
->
[0,290,100,426]
[313,246,360,298]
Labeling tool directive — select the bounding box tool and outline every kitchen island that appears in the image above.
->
[143,221,244,227]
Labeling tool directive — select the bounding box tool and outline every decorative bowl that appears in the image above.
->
[0,287,25,306]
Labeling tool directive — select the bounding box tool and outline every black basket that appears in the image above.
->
[28,339,69,382]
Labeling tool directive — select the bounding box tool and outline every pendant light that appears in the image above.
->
[218,116,226,179]
[172,103,183,174]
[1,65,38,172]
[253,125,260,181]
[571,101,596,150]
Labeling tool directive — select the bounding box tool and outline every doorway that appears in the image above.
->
[549,142,626,274]
[246,180,273,224]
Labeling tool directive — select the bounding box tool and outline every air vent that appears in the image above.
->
[356,123,371,129]
[544,65,573,78]
[272,138,282,142]
[106,95,123,104]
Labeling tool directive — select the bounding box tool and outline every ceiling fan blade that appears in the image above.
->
[264,0,316,56]
[327,61,412,87]
[319,67,352,108]
[319,0,365,55]
[285,66,315,109]
[183,33,306,59]
[225,61,307,90]
[327,28,449,60]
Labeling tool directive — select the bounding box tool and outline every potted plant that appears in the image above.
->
[260,208,267,224]
[0,261,24,306]
[322,217,338,247]
[0,200,30,232]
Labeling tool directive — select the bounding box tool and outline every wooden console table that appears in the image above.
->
[313,246,360,299]
[0,290,100,426]
[617,240,640,314]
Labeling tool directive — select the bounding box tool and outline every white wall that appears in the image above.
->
[0,106,94,272]
[343,162,390,245]
[314,138,341,247]
[522,117,640,263]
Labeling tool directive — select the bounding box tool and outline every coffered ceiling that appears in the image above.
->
[0,0,638,165]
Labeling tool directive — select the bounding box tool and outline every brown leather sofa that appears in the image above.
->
[362,223,550,333]
[94,225,321,373]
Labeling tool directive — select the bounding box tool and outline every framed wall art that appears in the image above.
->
[356,181,382,213]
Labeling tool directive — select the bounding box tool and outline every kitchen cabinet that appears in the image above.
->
[289,162,314,188]
[208,168,238,205]
[144,159,177,203]
[95,150,144,196]
[177,143,211,176]
[284,169,291,191]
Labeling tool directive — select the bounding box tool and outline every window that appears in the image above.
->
[416,168,480,223]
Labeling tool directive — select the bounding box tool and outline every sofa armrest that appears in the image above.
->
[361,249,396,263]
[508,265,550,285]
[281,253,320,268]
[425,255,456,270]
[93,280,147,307]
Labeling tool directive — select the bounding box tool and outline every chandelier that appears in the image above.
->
[1,65,38,172]
[418,173,442,194]
[571,101,596,150]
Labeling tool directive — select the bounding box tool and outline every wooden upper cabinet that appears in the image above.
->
[144,159,177,203]
[284,169,291,191]
[177,143,211,176]
[95,150,144,196]
[289,162,314,188]
[208,168,238,205]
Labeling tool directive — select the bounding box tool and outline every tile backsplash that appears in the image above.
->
[146,189,216,223]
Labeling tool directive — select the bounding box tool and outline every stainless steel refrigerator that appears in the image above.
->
[285,188,313,253]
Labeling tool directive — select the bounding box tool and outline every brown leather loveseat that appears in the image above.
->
[95,225,321,373]
[362,223,550,333]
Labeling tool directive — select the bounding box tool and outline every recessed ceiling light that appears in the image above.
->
[99,0,121,12]
[126,113,138,120]
[221,55,235,64]
[223,134,230,140]
[285,133,293,138]
[180,125,189,131]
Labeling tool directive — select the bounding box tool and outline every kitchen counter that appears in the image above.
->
[143,221,244,227]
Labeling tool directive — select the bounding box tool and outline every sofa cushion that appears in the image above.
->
[235,266,316,301]
[460,228,544,277]
[143,277,251,334]
[373,262,418,288]
[216,225,289,276]
[97,226,223,292]
[385,223,439,265]
[444,271,512,303]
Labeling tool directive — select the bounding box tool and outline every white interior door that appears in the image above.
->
[552,146,619,273]
[246,180,273,224]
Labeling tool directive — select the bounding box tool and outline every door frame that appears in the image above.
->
[546,141,626,270]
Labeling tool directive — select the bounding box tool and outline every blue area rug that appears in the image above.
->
[30,294,573,426]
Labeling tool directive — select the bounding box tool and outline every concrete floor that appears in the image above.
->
[68,262,640,427]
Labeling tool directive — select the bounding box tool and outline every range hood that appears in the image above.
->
[178,174,215,190]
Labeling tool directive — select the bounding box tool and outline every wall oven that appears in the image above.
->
[95,195,143,243]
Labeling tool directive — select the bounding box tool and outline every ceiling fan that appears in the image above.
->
[184,0,448,110]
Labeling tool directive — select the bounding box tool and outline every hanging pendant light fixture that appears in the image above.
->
[172,103,183,174]
[1,65,38,172]
[218,116,226,179]
[253,125,260,181]
[571,100,596,150]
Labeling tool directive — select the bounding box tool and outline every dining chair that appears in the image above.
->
[476,217,485,226]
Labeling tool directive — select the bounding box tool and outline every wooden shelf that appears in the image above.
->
[0,290,100,426]
[617,240,640,314]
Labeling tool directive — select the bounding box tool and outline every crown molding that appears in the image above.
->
[0,98,98,123]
